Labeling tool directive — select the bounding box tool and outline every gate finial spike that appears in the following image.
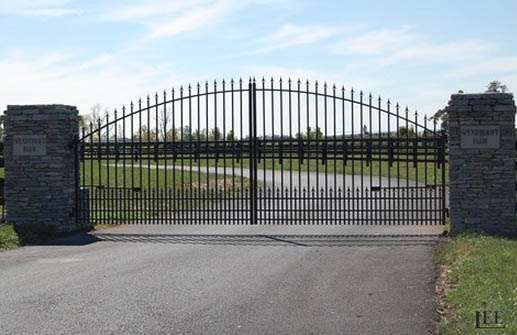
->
[288,78,292,84]
[332,83,336,90]
[230,78,234,85]
[222,79,225,85]
[279,77,283,83]
[387,99,391,106]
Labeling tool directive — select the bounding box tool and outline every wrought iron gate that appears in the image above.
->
[77,78,447,225]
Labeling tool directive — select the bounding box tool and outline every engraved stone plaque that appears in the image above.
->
[13,135,47,156]
[460,126,500,149]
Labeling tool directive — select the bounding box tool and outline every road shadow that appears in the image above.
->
[91,233,442,247]
[31,233,102,246]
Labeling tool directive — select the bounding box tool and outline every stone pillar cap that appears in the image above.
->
[450,92,514,100]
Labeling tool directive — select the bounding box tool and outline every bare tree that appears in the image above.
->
[157,107,172,141]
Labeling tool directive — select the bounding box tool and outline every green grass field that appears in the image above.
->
[81,161,248,190]
[436,234,517,334]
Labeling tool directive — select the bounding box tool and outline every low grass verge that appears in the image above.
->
[0,224,19,250]
[435,233,517,334]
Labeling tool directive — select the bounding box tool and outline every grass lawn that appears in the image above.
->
[435,233,517,334]
[81,161,248,190]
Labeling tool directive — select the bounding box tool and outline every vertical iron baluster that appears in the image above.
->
[350,89,355,224]
[163,91,168,223]
[180,86,184,225]
[188,85,193,224]
[324,83,328,224]
[414,110,419,225]
[432,117,439,223]
[405,107,409,225]
[387,100,391,224]
[288,79,293,225]
[280,78,284,222]
[306,80,310,214]
[248,80,255,225]
[197,83,201,224]
[231,79,235,224]
[172,89,176,224]
[222,80,227,225]
[368,93,373,225]
[424,116,428,225]
[270,78,275,215]
[342,87,346,224]
[315,81,319,206]
[359,91,364,225]
[332,84,337,223]
[297,80,302,207]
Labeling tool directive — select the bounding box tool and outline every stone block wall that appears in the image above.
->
[446,93,517,235]
[3,105,89,233]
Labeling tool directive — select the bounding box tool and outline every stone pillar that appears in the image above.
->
[446,93,517,235]
[3,105,88,235]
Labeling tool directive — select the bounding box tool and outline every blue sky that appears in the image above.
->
[1,0,516,118]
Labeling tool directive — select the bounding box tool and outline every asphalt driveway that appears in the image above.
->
[0,224,440,335]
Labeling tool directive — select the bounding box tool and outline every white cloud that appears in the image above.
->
[243,65,384,91]
[332,26,495,65]
[145,0,233,40]
[448,56,517,78]
[0,0,79,16]
[0,51,211,116]
[333,26,415,55]
[102,0,210,21]
[103,0,277,41]
[242,23,350,55]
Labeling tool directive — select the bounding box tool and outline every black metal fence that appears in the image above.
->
[78,78,447,225]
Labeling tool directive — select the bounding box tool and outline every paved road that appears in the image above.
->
[0,225,440,335]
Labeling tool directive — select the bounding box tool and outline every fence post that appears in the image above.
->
[446,93,517,235]
[3,105,90,235]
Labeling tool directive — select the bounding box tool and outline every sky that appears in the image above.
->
[0,0,516,120]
